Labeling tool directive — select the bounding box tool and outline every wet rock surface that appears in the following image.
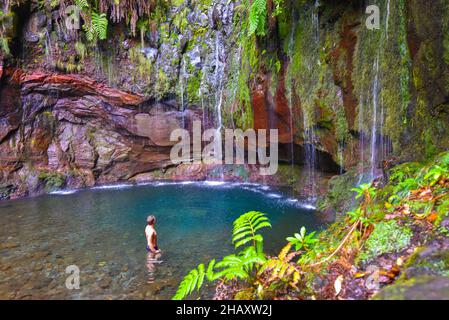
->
[0,69,202,198]
[374,230,449,300]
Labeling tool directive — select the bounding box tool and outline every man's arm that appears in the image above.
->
[151,233,160,253]
[146,230,156,251]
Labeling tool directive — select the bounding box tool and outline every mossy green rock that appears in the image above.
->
[374,276,449,300]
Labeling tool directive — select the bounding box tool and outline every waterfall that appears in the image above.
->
[214,32,225,132]
[179,55,187,129]
[312,0,320,43]
[287,9,297,170]
[357,55,382,183]
[302,1,320,199]
[386,0,391,40]
[303,113,317,198]
[357,0,391,183]
[214,31,225,180]
[357,93,366,184]
[370,54,380,180]
[44,29,53,66]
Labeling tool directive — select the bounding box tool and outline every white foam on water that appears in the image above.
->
[298,203,316,210]
[49,189,77,195]
[180,181,195,185]
[92,184,134,190]
[267,193,282,199]
[241,182,260,187]
[202,181,227,186]
[154,182,170,186]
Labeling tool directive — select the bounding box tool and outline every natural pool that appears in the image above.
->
[0,181,325,299]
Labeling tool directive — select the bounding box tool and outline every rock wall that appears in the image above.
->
[233,0,449,172]
[0,68,202,198]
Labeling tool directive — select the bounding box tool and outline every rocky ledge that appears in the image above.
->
[0,68,204,199]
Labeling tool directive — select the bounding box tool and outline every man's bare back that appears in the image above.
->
[145,215,160,253]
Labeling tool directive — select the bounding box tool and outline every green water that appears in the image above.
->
[0,181,324,299]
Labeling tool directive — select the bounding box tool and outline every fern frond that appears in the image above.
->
[248,0,267,36]
[74,0,89,9]
[259,242,302,289]
[278,243,292,261]
[172,261,212,300]
[92,12,108,40]
[232,211,271,250]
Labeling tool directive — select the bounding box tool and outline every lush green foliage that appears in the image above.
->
[80,6,108,42]
[38,172,66,190]
[358,220,412,262]
[233,211,271,250]
[0,10,11,55]
[247,0,267,36]
[176,151,449,300]
[172,211,271,300]
[286,227,318,252]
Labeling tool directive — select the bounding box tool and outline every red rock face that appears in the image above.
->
[0,69,202,199]
[252,68,295,144]
[13,69,145,107]
[329,18,359,131]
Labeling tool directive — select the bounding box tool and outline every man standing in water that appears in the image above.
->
[145,215,160,253]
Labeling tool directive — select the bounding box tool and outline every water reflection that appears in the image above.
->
[146,252,163,284]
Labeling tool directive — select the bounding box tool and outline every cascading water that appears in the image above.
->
[214,32,224,135]
[193,27,227,177]
[302,0,320,199]
[287,9,297,170]
[369,54,380,180]
[211,30,226,178]
[357,0,391,184]
[357,57,383,184]
[44,29,53,66]
[178,55,187,129]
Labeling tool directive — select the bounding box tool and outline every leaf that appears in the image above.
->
[172,261,213,300]
[196,263,205,290]
[232,211,270,250]
[334,275,344,296]
[206,259,216,280]
[300,226,306,238]
[75,0,89,9]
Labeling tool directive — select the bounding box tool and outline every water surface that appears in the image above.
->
[0,182,323,299]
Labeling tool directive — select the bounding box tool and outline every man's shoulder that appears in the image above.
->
[145,225,153,233]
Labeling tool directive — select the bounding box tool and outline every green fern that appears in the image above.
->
[172,211,271,300]
[214,246,266,280]
[172,260,216,300]
[74,0,89,9]
[83,11,108,42]
[247,0,267,36]
[92,11,108,40]
[233,211,271,250]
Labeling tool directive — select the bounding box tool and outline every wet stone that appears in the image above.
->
[0,242,20,250]
[98,276,112,289]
